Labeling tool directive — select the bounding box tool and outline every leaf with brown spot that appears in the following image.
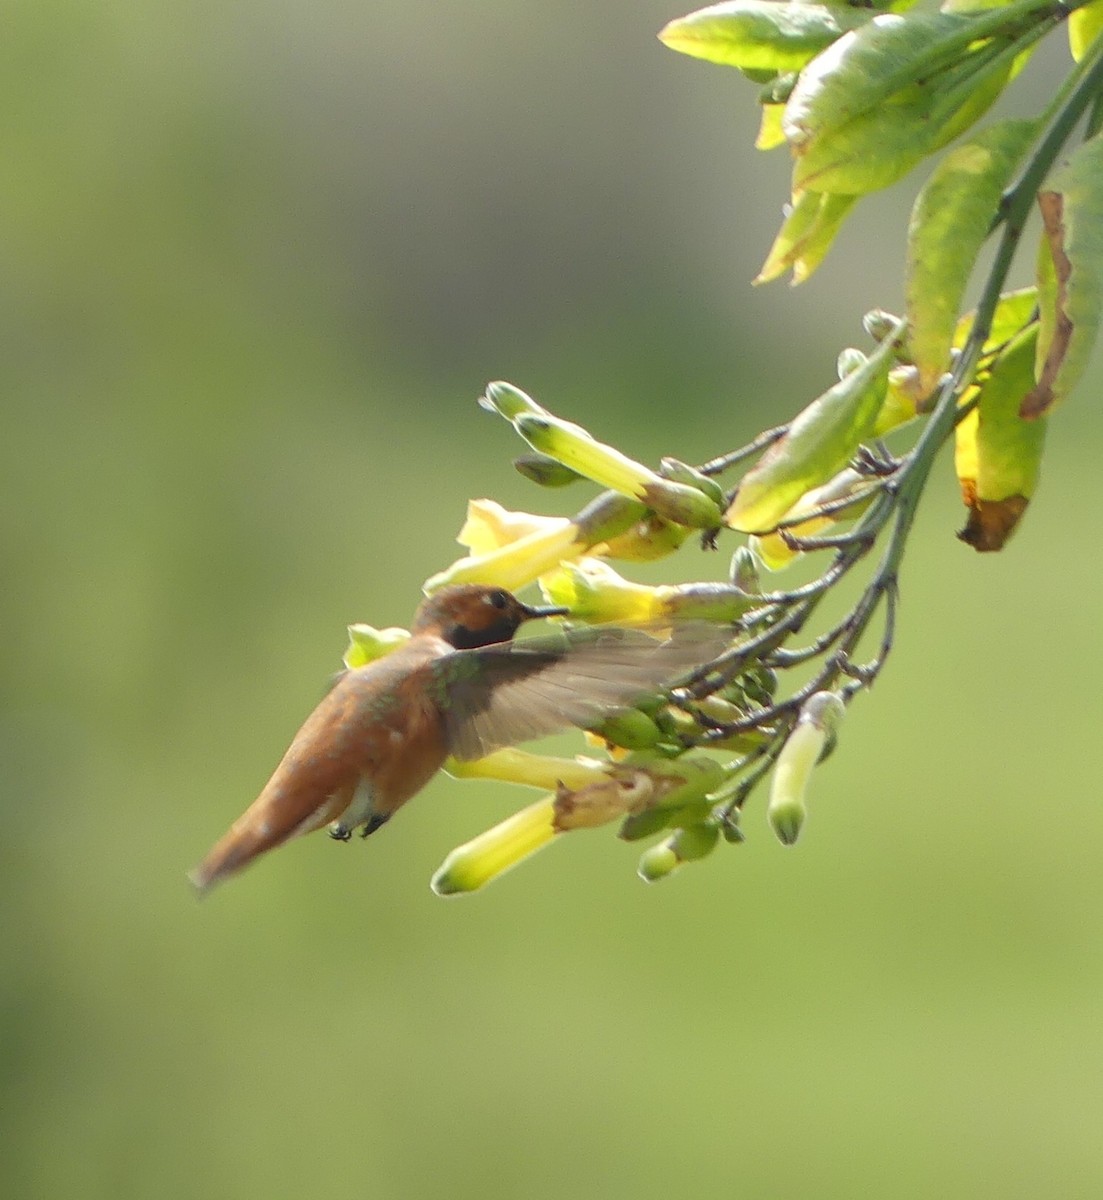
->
[958,495,1029,553]
[955,325,1045,552]
[1022,134,1103,418]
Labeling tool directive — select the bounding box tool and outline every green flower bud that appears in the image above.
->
[619,806,673,842]
[636,820,720,883]
[719,810,745,844]
[512,411,723,529]
[479,380,546,420]
[638,843,679,883]
[863,309,903,342]
[767,790,806,845]
[837,348,868,380]
[588,707,666,752]
[658,458,727,509]
[729,546,762,594]
[513,453,583,488]
[669,821,720,862]
[767,692,845,845]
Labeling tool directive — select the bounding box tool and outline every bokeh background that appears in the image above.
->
[4,3,1103,1197]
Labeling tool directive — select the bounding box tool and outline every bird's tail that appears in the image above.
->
[189,785,350,896]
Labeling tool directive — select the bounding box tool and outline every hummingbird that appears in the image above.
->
[190,584,727,893]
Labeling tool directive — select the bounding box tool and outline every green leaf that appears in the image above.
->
[756,189,857,283]
[953,287,1038,352]
[906,120,1038,396]
[658,1,869,73]
[1069,0,1103,61]
[955,325,1045,551]
[725,321,903,532]
[756,102,787,150]
[1023,133,1103,418]
[790,44,1021,195]
[782,7,1032,152]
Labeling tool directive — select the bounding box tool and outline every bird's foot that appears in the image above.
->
[360,813,390,838]
[329,825,353,842]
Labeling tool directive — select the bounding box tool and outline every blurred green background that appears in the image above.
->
[5,3,1103,1197]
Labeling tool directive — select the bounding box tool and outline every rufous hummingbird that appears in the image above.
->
[190,584,725,893]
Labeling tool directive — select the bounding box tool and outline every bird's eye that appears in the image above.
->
[487,589,509,610]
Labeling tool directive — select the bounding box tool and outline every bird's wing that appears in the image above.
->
[435,623,731,761]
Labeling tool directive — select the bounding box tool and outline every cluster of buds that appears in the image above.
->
[373,372,904,894]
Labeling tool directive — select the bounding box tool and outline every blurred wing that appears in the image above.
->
[438,624,731,761]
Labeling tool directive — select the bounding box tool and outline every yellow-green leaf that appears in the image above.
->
[1069,0,1103,60]
[907,119,1037,396]
[756,102,787,150]
[756,190,857,283]
[1023,133,1103,418]
[726,321,902,532]
[782,8,1021,152]
[791,51,1016,196]
[658,1,869,73]
[953,287,1038,352]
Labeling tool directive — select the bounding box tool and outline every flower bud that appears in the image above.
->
[767,692,845,845]
[636,820,720,883]
[479,380,546,420]
[836,348,868,380]
[513,453,583,488]
[863,309,902,342]
[637,843,679,883]
[587,707,667,752]
[729,546,761,594]
[514,412,723,529]
[431,795,558,896]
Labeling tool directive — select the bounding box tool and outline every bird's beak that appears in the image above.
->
[520,602,569,620]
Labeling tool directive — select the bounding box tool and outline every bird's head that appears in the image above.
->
[413,585,568,650]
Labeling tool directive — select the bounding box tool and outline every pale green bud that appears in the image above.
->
[513,453,583,488]
[479,380,546,420]
[729,546,762,594]
[637,843,679,883]
[837,348,868,380]
[767,692,845,845]
[588,707,666,752]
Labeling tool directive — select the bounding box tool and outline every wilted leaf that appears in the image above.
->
[906,120,1037,396]
[956,325,1045,551]
[1023,133,1103,418]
